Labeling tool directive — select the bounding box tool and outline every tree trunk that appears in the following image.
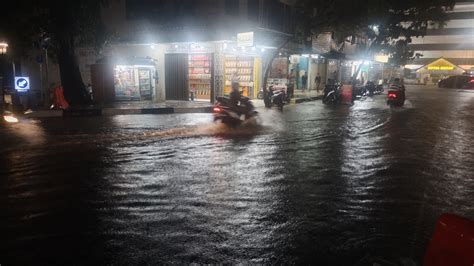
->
[57,31,89,106]
[262,38,292,108]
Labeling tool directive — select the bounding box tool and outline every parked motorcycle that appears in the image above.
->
[213,96,258,127]
[257,86,287,110]
[374,84,384,94]
[268,87,286,111]
[322,83,342,104]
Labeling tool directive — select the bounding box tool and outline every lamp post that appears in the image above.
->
[0,42,7,54]
[0,42,8,111]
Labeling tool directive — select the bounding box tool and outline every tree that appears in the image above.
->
[0,0,107,105]
[261,0,455,106]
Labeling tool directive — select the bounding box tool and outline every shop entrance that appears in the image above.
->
[138,68,153,100]
[165,54,189,100]
[188,54,213,101]
[114,65,156,101]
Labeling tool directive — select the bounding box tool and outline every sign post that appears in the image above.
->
[15,77,30,92]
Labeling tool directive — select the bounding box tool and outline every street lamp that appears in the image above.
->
[0,42,7,55]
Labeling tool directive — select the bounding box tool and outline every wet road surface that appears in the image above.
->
[1,85,473,264]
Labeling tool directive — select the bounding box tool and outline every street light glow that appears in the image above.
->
[0,42,8,54]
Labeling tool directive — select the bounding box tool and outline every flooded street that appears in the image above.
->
[1,85,473,264]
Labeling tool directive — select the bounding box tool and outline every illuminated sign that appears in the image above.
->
[15,77,30,92]
[237,32,254,47]
[427,66,455,70]
[374,54,389,63]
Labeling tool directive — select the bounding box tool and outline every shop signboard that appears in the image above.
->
[166,42,214,54]
[374,54,389,63]
[15,77,30,92]
[237,32,254,47]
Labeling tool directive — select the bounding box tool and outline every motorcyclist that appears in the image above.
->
[227,70,251,114]
[392,78,405,97]
[230,70,241,106]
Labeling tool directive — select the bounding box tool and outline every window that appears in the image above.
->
[225,0,239,16]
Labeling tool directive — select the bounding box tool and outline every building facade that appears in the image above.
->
[406,1,474,83]
[85,0,296,103]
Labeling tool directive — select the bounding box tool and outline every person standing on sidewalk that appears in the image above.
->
[315,73,321,94]
[301,72,308,91]
[288,69,296,99]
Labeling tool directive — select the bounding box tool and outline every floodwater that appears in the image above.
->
[1,86,473,264]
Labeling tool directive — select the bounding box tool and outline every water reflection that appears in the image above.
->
[1,87,473,264]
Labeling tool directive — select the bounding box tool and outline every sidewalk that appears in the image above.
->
[293,89,323,103]
[23,92,323,118]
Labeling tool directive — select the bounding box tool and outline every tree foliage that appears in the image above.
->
[294,0,455,65]
[0,0,108,105]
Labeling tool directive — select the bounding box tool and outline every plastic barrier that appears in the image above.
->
[424,213,474,266]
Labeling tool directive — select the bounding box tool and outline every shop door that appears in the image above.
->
[165,54,189,100]
[138,68,152,100]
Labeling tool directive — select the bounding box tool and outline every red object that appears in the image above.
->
[388,92,397,98]
[213,107,221,113]
[340,85,353,104]
[52,86,70,109]
[424,213,474,266]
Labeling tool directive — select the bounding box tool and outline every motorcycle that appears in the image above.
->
[256,86,287,110]
[268,87,286,111]
[213,96,258,127]
[386,84,405,107]
[322,83,342,104]
[374,84,384,94]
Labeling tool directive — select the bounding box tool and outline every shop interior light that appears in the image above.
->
[261,48,265,52]
[311,54,319,59]
[174,44,178,48]
[302,54,309,57]
[279,52,282,56]
[251,47,256,51]
[150,45,155,49]
[223,43,227,50]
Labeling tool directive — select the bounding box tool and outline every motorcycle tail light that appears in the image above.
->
[388,93,397,98]
[213,107,221,112]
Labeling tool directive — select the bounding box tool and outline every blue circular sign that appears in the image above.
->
[16,78,28,88]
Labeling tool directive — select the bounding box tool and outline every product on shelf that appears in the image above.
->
[188,54,212,99]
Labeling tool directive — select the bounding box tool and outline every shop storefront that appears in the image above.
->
[164,43,216,102]
[289,55,309,90]
[188,54,212,100]
[416,58,465,84]
[223,55,255,97]
[114,65,155,101]
[268,56,289,91]
[91,57,157,103]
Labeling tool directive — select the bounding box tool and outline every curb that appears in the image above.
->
[22,97,321,118]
